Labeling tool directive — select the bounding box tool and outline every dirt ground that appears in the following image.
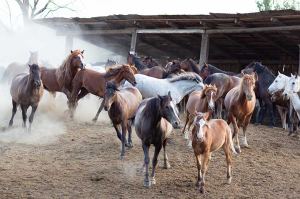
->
[0,117,299,199]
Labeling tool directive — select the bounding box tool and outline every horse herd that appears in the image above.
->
[1,50,299,194]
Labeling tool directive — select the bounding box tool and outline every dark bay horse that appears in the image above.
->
[9,64,44,132]
[103,82,142,159]
[40,50,85,99]
[69,64,137,120]
[191,112,236,193]
[224,73,256,153]
[135,92,181,187]
[242,62,276,127]
[200,63,236,80]
[127,53,149,71]
[204,73,241,118]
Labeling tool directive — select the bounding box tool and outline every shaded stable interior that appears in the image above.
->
[35,9,300,74]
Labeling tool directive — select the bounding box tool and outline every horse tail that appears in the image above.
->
[227,126,238,155]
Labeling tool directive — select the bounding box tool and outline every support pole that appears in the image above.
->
[298,44,300,75]
[65,35,74,54]
[130,30,137,54]
[199,32,210,66]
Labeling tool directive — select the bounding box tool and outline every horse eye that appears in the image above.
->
[292,82,295,85]
[275,80,278,83]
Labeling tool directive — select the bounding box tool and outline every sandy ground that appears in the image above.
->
[0,112,299,199]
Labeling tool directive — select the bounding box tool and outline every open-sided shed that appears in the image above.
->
[35,9,300,73]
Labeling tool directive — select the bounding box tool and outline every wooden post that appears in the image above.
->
[298,44,300,75]
[65,35,74,54]
[130,30,137,54]
[199,32,209,66]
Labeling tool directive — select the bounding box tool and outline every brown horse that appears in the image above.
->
[135,92,181,187]
[40,50,85,99]
[182,84,218,137]
[2,51,38,83]
[9,64,44,132]
[139,64,182,79]
[103,82,142,159]
[204,73,241,118]
[69,64,137,120]
[224,73,256,153]
[191,112,236,193]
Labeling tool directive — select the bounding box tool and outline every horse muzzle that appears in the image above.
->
[246,95,253,101]
[34,81,41,88]
[172,121,181,129]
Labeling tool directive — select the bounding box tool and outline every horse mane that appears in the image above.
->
[104,64,125,78]
[56,50,82,88]
[129,53,148,70]
[200,84,217,98]
[142,97,160,121]
[254,62,275,77]
[168,72,202,83]
[201,63,235,75]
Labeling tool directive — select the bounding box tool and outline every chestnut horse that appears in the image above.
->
[224,73,256,153]
[103,82,142,159]
[40,50,85,99]
[9,64,44,132]
[204,73,241,118]
[69,64,137,120]
[135,92,181,187]
[139,64,182,79]
[182,84,218,139]
[191,112,236,193]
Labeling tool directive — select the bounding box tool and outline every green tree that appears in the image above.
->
[256,0,299,11]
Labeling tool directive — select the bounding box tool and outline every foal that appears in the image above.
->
[224,73,256,153]
[135,92,181,187]
[9,64,44,132]
[192,112,236,193]
[103,82,142,159]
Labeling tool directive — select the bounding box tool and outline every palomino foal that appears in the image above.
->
[192,112,237,193]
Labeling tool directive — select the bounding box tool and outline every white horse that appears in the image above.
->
[124,73,204,104]
[268,71,291,129]
[282,74,300,135]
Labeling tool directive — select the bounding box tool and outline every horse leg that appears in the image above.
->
[120,121,127,160]
[241,115,252,148]
[126,120,133,148]
[20,105,28,130]
[92,99,104,122]
[181,111,189,135]
[217,99,223,119]
[255,100,261,124]
[163,139,171,169]
[223,142,232,184]
[200,152,210,193]
[195,153,202,189]
[142,143,151,187]
[257,102,266,125]
[276,106,286,130]
[9,100,17,127]
[229,114,241,153]
[77,87,89,101]
[113,123,122,141]
[28,105,38,133]
[267,101,276,127]
[151,143,162,185]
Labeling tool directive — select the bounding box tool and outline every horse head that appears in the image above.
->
[199,63,210,80]
[104,82,120,111]
[192,112,211,142]
[241,72,256,101]
[157,91,181,129]
[268,71,288,95]
[201,84,218,111]
[69,50,85,70]
[120,64,137,86]
[283,74,300,99]
[28,64,42,88]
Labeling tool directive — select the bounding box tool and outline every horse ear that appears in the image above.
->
[278,71,281,75]
[28,64,31,68]
[70,50,73,54]
[157,95,163,102]
[241,70,245,75]
[168,91,171,98]
[81,50,84,54]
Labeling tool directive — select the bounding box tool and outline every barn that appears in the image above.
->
[36,9,300,73]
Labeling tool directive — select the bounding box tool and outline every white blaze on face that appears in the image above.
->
[208,91,214,109]
[78,54,85,65]
[196,119,206,140]
[170,100,180,121]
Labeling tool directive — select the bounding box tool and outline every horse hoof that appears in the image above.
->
[235,147,241,154]
[119,155,125,160]
[164,162,171,169]
[241,144,250,149]
[144,180,151,188]
[125,142,133,148]
[227,177,232,184]
[151,177,156,185]
[92,118,97,123]
[199,186,205,194]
